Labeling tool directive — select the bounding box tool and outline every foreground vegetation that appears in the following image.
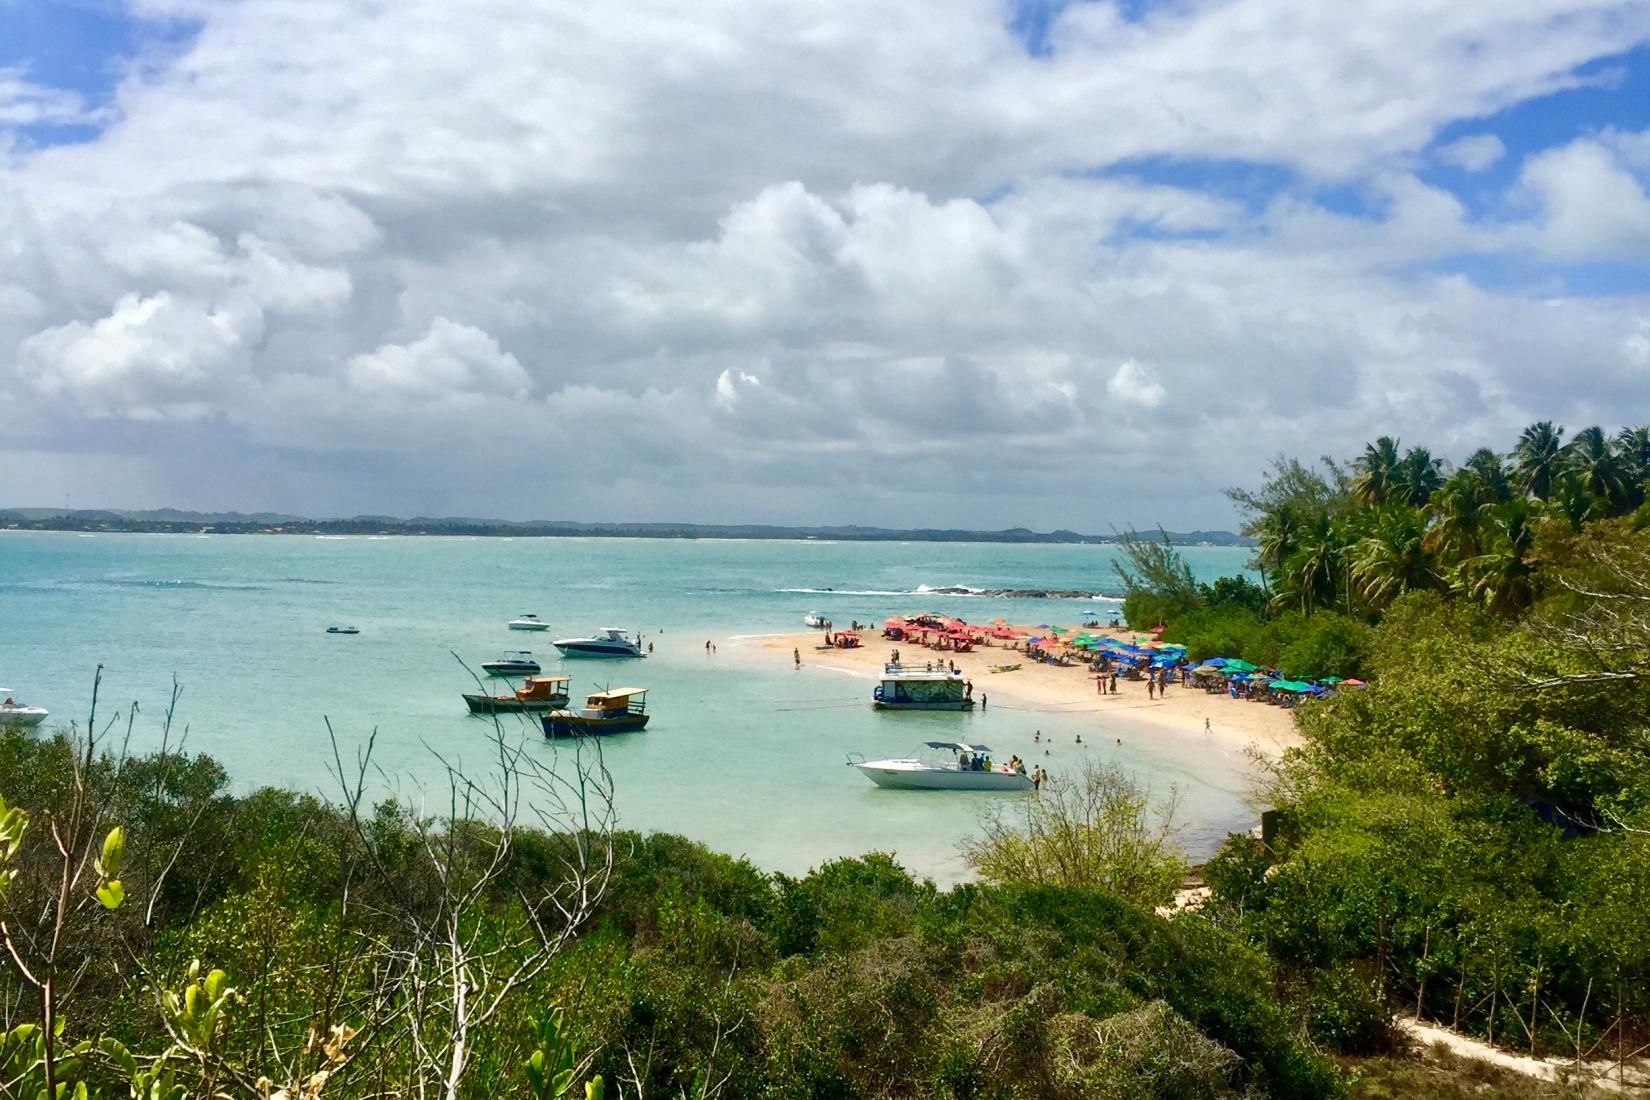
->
[1119,424,1650,1086]
[2,702,1346,1100]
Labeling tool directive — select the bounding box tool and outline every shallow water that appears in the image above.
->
[0,532,1260,881]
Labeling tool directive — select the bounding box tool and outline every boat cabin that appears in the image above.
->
[582,687,648,718]
[517,675,571,703]
[873,665,974,710]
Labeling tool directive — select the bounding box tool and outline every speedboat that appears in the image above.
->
[552,628,644,658]
[849,742,1032,791]
[464,675,571,715]
[0,692,48,729]
[481,651,540,676]
[803,612,830,628]
[541,687,650,737]
[508,614,550,631]
[326,625,360,635]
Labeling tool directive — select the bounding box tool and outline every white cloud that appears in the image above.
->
[0,1,1648,525]
[1435,133,1507,171]
[1105,360,1167,409]
[345,318,530,412]
[1521,138,1650,260]
[18,292,257,420]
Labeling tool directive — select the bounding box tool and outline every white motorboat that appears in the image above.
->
[508,614,551,631]
[552,627,645,658]
[481,651,541,676]
[326,625,360,635]
[803,612,830,628]
[849,742,1032,791]
[0,692,48,729]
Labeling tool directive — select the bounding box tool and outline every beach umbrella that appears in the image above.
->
[1342,678,1367,686]
[1222,659,1260,673]
[1203,657,1228,667]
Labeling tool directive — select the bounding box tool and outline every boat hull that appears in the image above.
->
[0,707,48,728]
[481,663,540,676]
[872,699,975,711]
[553,643,642,658]
[508,623,550,631]
[540,712,650,737]
[464,693,568,715]
[854,763,1030,791]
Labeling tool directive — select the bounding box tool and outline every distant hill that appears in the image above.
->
[0,508,1253,546]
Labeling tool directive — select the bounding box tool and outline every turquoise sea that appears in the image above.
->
[0,532,1262,881]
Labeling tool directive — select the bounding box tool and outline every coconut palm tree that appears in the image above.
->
[1513,421,1565,501]
[1424,468,1491,565]
[1613,425,1650,508]
[1351,437,1402,506]
[1563,425,1627,516]
[1461,499,1538,618]
[1463,447,1513,503]
[1393,446,1446,507]
[1350,505,1440,610]
[1285,511,1346,614]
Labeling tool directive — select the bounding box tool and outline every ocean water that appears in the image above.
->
[0,532,1262,881]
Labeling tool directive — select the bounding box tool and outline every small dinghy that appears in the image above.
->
[326,626,360,635]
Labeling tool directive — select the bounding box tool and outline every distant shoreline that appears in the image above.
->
[0,510,1253,547]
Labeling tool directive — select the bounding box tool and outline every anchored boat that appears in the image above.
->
[481,651,540,676]
[464,674,571,715]
[508,614,551,631]
[849,742,1032,791]
[541,687,649,737]
[872,663,974,710]
[326,625,359,635]
[552,628,644,658]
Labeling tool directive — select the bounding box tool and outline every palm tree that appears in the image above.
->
[1614,425,1650,508]
[1513,421,1565,501]
[1564,426,1627,516]
[1253,503,1300,588]
[1460,499,1538,617]
[1394,446,1446,507]
[1425,468,1491,565]
[1351,437,1402,506]
[1284,511,1345,614]
[1463,447,1513,503]
[1350,505,1440,610]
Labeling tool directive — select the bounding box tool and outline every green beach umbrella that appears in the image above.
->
[1222,658,1259,673]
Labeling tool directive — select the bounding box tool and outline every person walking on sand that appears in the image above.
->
[1109,672,1118,694]
[1204,717,1212,734]
[793,647,801,668]
[1147,679,1155,700]
[705,640,712,653]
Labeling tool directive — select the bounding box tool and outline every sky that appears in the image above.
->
[1,0,1648,530]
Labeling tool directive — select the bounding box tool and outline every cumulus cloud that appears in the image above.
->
[1106,361,1167,409]
[345,318,530,411]
[0,0,1648,525]
[1435,133,1507,172]
[1522,137,1650,260]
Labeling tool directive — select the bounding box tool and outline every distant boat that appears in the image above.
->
[326,626,360,635]
[850,742,1031,791]
[872,663,974,710]
[541,687,650,737]
[552,628,644,658]
[803,612,830,628]
[464,675,571,715]
[508,614,550,631]
[0,692,48,728]
[481,651,540,676]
